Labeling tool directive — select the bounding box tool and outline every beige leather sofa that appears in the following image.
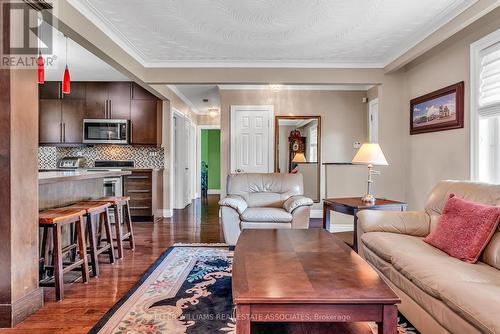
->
[219,173,313,245]
[357,181,500,334]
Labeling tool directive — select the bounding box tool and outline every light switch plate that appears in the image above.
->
[353,141,361,149]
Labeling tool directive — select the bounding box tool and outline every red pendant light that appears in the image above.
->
[62,37,71,94]
[37,52,45,84]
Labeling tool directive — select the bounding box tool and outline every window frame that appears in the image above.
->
[470,28,500,181]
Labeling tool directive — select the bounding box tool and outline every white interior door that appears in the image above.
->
[230,106,274,174]
[368,98,379,143]
[173,113,192,209]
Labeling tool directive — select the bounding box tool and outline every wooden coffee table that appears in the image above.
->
[232,229,400,334]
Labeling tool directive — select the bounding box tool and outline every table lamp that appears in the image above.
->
[351,143,388,204]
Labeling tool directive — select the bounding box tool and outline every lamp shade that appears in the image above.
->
[292,152,306,163]
[352,143,388,166]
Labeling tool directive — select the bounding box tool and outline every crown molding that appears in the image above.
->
[218,84,374,91]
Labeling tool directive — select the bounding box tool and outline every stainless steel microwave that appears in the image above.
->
[83,119,129,144]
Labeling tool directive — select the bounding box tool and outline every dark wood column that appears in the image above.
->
[0,0,43,327]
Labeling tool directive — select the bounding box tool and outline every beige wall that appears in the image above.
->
[197,114,221,126]
[403,7,500,210]
[220,89,371,208]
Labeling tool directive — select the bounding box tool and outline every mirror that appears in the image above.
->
[275,116,321,202]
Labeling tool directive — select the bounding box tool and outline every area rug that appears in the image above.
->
[89,245,419,334]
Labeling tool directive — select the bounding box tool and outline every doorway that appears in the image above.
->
[173,111,195,209]
[198,126,221,199]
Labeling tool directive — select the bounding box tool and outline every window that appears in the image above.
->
[309,125,318,162]
[471,29,500,183]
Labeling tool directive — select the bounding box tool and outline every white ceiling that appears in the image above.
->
[69,0,476,67]
[169,85,221,115]
[44,28,129,81]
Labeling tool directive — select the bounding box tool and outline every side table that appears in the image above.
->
[323,197,407,252]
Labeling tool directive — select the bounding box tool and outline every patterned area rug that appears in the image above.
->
[89,245,420,334]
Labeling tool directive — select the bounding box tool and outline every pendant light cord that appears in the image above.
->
[65,36,68,68]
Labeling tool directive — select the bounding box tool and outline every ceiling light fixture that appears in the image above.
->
[208,107,219,118]
[62,36,71,94]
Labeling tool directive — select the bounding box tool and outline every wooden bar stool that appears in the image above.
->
[66,201,115,277]
[95,196,135,259]
[39,208,90,301]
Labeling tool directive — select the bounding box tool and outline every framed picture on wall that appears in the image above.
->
[410,81,464,135]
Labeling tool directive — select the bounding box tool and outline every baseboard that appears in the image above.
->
[158,209,172,218]
[310,209,323,219]
[0,287,43,328]
[328,224,354,233]
[207,189,221,195]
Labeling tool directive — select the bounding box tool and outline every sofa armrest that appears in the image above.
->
[283,195,314,213]
[219,195,248,215]
[357,210,430,237]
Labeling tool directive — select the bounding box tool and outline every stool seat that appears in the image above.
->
[95,196,130,205]
[39,208,86,226]
[66,201,111,214]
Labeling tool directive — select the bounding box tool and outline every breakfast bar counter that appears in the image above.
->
[39,170,131,210]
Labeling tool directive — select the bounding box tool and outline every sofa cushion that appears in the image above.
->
[241,207,293,223]
[361,232,429,263]
[439,275,500,334]
[424,195,500,263]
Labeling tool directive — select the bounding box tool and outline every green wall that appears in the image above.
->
[201,129,221,190]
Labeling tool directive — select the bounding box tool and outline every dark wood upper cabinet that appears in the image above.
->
[131,100,160,145]
[39,81,161,146]
[39,82,61,99]
[85,82,108,119]
[62,100,85,144]
[39,99,62,144]
[132,82,156,100]
[62,82,86,100]
[108,82,131,120]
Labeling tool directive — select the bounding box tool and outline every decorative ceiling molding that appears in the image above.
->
[67,0,478,68]
[217,84,374,91]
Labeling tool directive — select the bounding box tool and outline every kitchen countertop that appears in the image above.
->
[39,170,132,185]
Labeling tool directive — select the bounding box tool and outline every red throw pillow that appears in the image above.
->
[424,195,500,263]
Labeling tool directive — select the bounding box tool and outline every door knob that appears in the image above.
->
[236,169,243,173]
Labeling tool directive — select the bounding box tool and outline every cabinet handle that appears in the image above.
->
[126,176,149,179]
[109,100,112,118]
[60,123,63,143]
[127,190,150,193]
[130,123,133,143]
[63,123,66,142]
[130,206,150,210]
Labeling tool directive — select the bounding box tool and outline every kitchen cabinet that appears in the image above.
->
[85,82,108,119]
[123,170,153,219]
[39,99,85,145]
[39,82,61,99]
[131,100,161,145]
[85,82,131,120]
[39,99,62,144]
[39,81,161,146]
[132,82,156,100]
[61,100,85,143]
[108,82,131,119]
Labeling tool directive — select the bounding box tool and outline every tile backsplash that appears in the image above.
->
[39,145,165,169]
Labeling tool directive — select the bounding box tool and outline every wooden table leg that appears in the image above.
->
[323,202,331,231]
[353,209,358,252]
[236,304,251,334]
[378,305,398,334]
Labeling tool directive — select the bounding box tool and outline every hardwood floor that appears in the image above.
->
[0,195,224,334]
[0,196,332,334]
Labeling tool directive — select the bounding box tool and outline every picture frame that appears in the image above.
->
[410,81,464,135]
